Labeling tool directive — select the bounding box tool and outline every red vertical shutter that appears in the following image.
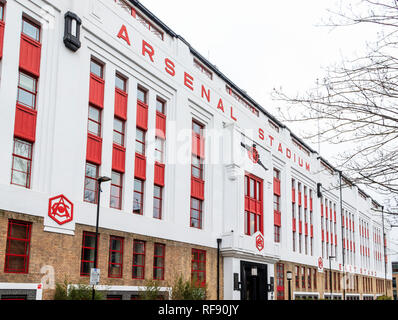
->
[298,192,302,206]
[19,34,41,77]
[154,162,165,187]
[114,89,128,120]
[311,225,314,238]
[89,74,105,109]
[191,177,205,200]
[310,198,313,211]
[292,218,296,232]
[0,20,4,59]
[136,101,148,130]
[156,112,166,139]
[192,134,204,158]
[112,144,126,173]
[86,134,103,165]
[14,104,37,142]
[134,153,146,180]
[292,188,296,203]
[321,203,324,217]
[274,211,281,227]
[304,195,307,209]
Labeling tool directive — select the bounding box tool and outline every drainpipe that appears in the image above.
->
[217,238,222,300]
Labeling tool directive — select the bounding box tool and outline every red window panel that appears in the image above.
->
[310,197,313,212]
[153,243,165,280]
[153,185,163,219]
[322,230,324,242]
[14,105,37,143]
[307,268,312,289]
[115,89,128,120]
[191,177,205,200]
[311,225,314,238]
[292,218,296,232]
[190,197,203,229]
[134,153,146,181]
[156,111,166,139]
[108,236,124,278]
[0,3,4,60]
[11,139,33,189]
[136,100,148,130]
[274,211,281,227]
[295,266,300,288]
[301,267,306,288]
[19,34,41,77]
[132,240,145,279]
[299,220,302,234]
[305,222,308,236]
[80,231,98,276]
[191,249,206,287]
[83,162,98,204]
[154,162,165,187]
[133,178,144,215]
[110,171,123,210]
[273,177,281,196]
[4,220,32,274]
[298,191,302,206]
[321,203,324,217]
[112,144,126,173]
[86,133,102,165]
[304,194,307,209]
[89,74,105,109]
[244,173,263,235]
[192,132,205,159]
[326,231,329,243]
[17,71,38,110]
[292,188,296,203]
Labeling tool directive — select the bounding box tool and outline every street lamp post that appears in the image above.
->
[91,176,111,300]
[329,256,335,300]
[286,271,293,300]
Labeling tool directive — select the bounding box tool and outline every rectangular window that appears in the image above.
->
[0,3,4,21]
[153,185,163,219]
[115,74,126,91]
[276,263,285,300]
[137,86,147,103]
[4,220,32,273]
[84,162,98,204]
[11,139,32,189]
[17,72,37,109]
[190,197,203,229]
[113,118,125,146]
[133,179,144,215]
[191,249,206,287]
[90,59,103,79]
[191,155,203,180]
[295,266,300,288]
[192,121,203,136]
[274,226,280,243]
[307,268,311,288]
[88,105,101,137]
[156,98,166,114]
[135,128,146,155]
[244,174,263,235]
[22,18,40,42]
[80,231,98,276]
[110,171,123,210]
[153,243,165,280]
[313,269,317,289]
[155,137,165,163]
[301,267,306,288]
[273,169,281,243]
[132,240,145,279]
[108,236,123,278]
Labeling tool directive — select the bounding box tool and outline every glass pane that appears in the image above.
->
[136,129,145,143]
[89,106,101,122]
[0,6,3,21]
[14,140,32,158]
[250,179,255,198]
[11,171,28,187]
[19,73,36,92]
[153,208,161,219]
[83,248,95,261]
[133,267,144,278]
[154,245,164,257]
[114,118,124,133]
[156,100,164,113]
[191,198,199,210]
[154,257,164,268]
[192,122,202,135]
[90,60,102,78]
[7,239,27,255]
[137,88,146,103]
[85,163,97,178]
[84,234,96,247]
[134,179,142,192]
[13,157,30,173]
[9,223,29,239]
[115,75,126,91]
[111,252,121,264]
[7,256,26,272]
[250,214,255,235]
[111,172,121,186]
[88,121,100,136]
[134,242,144,254]
[192,166,201,179]
[133,254,144,266]
[154,268,163,279]
[111,239,121,251]
[17,89,35,108]
[22,20,40,41]
[154,186,161,198]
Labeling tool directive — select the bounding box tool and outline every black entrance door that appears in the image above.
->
[240,261,268,300]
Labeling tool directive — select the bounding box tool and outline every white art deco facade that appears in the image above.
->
[0,0,392,300]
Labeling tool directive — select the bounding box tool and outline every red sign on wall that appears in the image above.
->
[48,195,74,225]
[256,234,264,252]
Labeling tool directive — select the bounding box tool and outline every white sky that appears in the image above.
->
[138,0,398,258]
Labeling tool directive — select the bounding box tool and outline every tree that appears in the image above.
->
[54,279,104,300]
[273,0,398,212]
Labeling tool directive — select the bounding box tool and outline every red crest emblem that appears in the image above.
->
[248,147,259,164]
[48,195,73,225]
[318,257,323,270]
[256,234,264,252]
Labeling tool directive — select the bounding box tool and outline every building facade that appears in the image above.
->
[0,0,393,300]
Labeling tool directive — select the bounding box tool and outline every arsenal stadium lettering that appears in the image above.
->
[117,25,310,172]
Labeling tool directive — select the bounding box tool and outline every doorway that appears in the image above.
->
[240,261,268,300]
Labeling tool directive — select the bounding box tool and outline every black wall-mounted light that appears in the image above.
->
[63,11,82,52]
[317,182,323,198]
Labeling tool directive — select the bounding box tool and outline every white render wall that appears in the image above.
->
[0,0,392,294]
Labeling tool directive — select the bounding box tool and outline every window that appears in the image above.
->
[84,162,98,203]
[301,267,306,288]
[153,243,165,280]
[191,249,206,287]
[192,121,203,136]
[4,220,32,273]
[133,179,144,215]
[110,171,123,210]
[295,266,300,288]
[0,3,4,21]
[155,137,164,163]
[113,118,125,146]
[108,236,124,278]
[115,74,126,92]
[135,128,146,155]
[274,226,280,243]
[17,72,37,109]
[132,240,145,279]
[153,185,163,219]
[90,59,103,79]
[22,18,40,42]
[244,174,263,235]
[80,231,98,276]
[273,169,281,243]
[191,155,203,180]
[190,198,202,229]
[313,269,317,289]
[307,268,311,288]
[276,263,285,300]
[11,139,32,189]
[137,87,147,103]
[88,106,101,137]
[156,98,165,114]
